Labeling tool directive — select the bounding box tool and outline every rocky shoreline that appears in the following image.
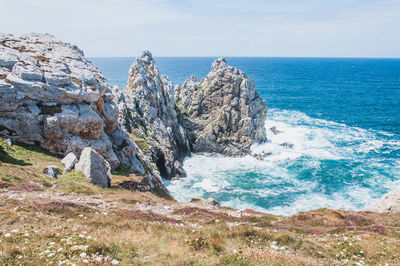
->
[1,33,398,213]
[0,33,267,196]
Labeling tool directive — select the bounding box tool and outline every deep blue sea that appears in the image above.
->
[91,57,400,215]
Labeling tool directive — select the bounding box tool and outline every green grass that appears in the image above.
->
[130,134,150,151]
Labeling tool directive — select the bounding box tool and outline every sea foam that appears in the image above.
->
[167,108,400,215]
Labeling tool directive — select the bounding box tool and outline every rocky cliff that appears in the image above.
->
[175,57,267,155]
[115,51,190,180]
[0,33,267,193]
[0,33,170,197]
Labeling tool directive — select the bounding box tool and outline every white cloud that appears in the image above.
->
[0,0,399,57]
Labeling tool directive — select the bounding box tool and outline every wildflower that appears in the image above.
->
[17,255,22,259]
[82,259,89,263]
[4,233,11,237]
[24,233,29,237]
[111,259,119,265]
[11,229,19,233]
[233,249,237,254]
[79,234,85,238]
[57,248,63,252]
[80,252,87,258]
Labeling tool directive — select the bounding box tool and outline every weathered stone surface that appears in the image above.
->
[0,33,171,197]
[115,51,190,180]
[43,165,60,178]
[75,147,111,188]
[0,33,118,166]
[364,190,400,213]
[175,57,267,156]
[61,152,78,174]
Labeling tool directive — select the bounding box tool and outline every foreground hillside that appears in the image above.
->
[1,139,400,265]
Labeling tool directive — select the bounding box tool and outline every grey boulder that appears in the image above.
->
[43,165,60,178]
[75,147,111,188]
[61,152,78,174]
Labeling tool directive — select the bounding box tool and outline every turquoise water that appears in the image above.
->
[91,57,400,215]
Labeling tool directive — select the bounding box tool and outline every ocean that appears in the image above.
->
[91,57,400,215]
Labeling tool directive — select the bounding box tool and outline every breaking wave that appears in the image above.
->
[167,108,400,215]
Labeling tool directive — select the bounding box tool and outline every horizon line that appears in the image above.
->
[88,55,400,60]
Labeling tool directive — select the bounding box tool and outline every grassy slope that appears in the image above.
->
[1,138,400,265]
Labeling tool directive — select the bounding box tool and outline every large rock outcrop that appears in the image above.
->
[0,33,170,197]
[115,51,190,180]
[0,33,119,166]
[175,57,267,155]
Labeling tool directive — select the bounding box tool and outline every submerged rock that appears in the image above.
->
[175,57,267,156]
[364,190,400,213]
[75,147,111,188]
[43,165,60,178]
[269,126,282,135]
[252,152,272,160]
[280,142,294,149]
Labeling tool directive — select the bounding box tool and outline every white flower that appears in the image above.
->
[233,249,237,254]
[24,233,29,237]
[80,252,87,258]
[111,259,119,265]
[4,233,11,238]
[57,248,63,252]
[17,255,22,259]
[11,229,19,233]
[82,259,89,263]
[79,234,85,238]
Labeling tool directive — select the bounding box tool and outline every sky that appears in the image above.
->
[0,0,399,57]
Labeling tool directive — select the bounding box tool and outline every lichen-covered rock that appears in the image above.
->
[0,33,170,197]
[364,190,400,213]
[75,147,111,188]
[175,57,267,156]
[115,51,190,180]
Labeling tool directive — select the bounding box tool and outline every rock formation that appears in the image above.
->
[0,33,267,195]
[175,57,267,156]
[0,33,170,197]
[115,51,190,180]
[364,190,400,213]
